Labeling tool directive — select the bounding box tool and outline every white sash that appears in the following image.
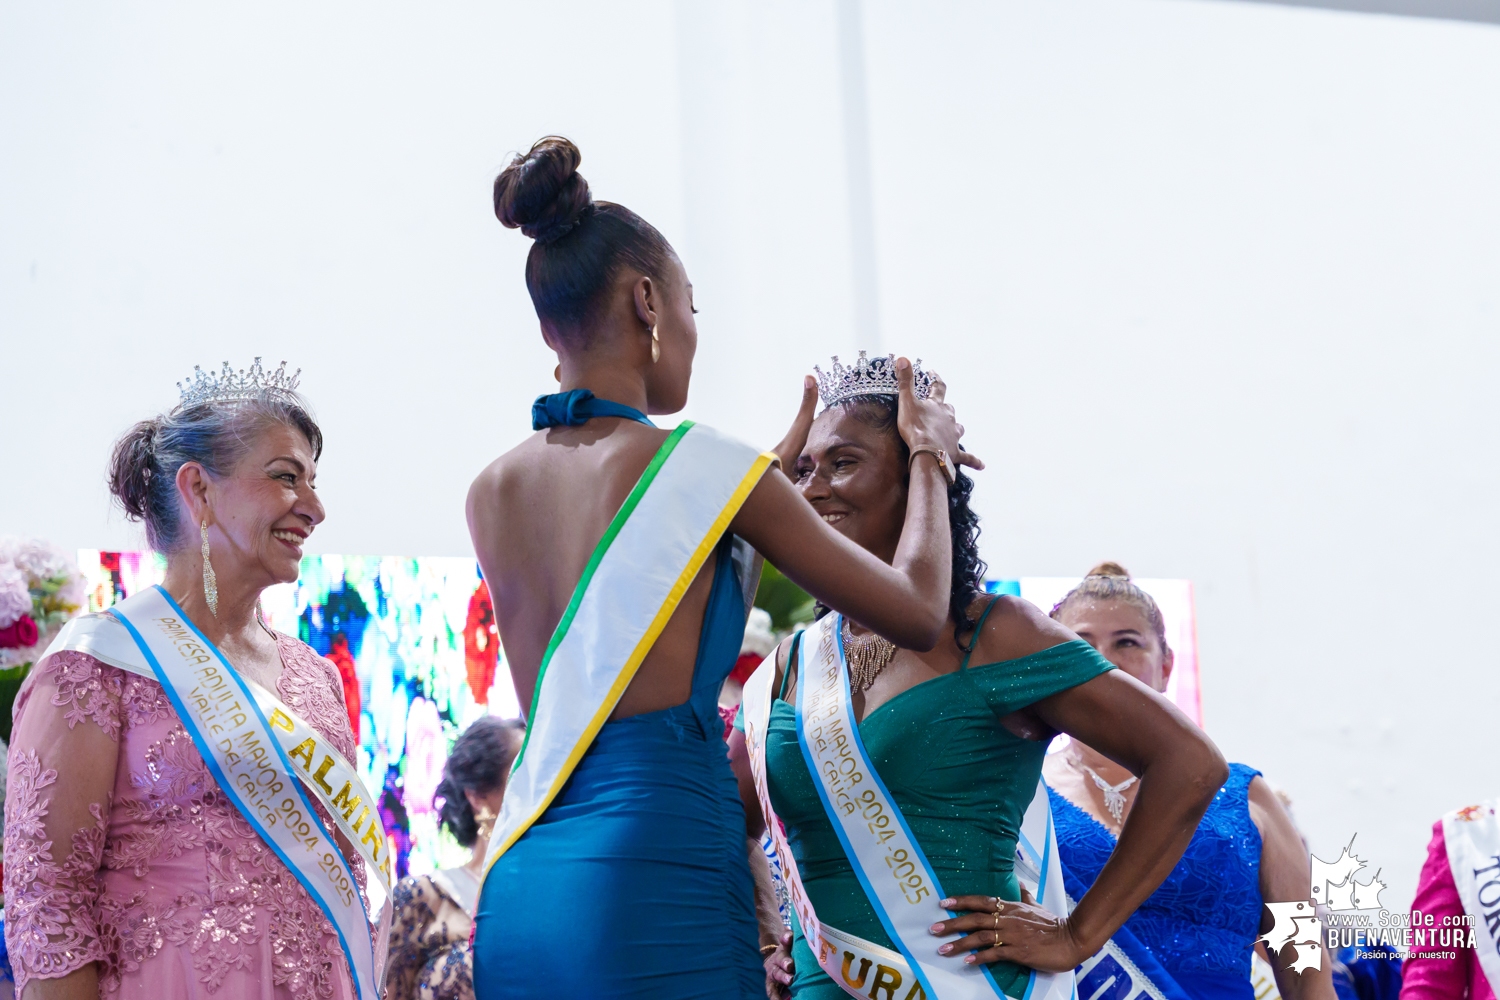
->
[744,615,1077,1000]
[482,421,776,878]
[1442,800,1500,993]
[41,586,385,1000]
[1064,892,1174,1000]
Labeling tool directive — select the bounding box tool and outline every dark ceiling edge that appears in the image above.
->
[1213,0,1500,26]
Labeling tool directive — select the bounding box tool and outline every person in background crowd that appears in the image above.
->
[1044,564,1336,1000]
[720,608,778,730]
[385,716,525,1000]
[1399,804,1499,1000]
[4,376,375,1000]
[1330,940,1403,1000]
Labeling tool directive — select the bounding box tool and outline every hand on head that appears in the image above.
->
[778,357,983,480]
[894,358,983,473]
[773,375,819,476]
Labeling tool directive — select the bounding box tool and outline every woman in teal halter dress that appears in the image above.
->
[468,138,978,999]
[732,386,1230,999]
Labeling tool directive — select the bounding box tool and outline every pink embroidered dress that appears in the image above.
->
[3,633,371,1000]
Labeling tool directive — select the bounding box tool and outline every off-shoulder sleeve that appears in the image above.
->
[966,639,1116,717]
[2,651,124,995]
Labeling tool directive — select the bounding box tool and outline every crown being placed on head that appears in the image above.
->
[176,358,302,409]
[813,351,935,408]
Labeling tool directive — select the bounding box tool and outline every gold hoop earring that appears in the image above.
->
[200,520,219,617]
[553,364,561,383]
[650,325,661,364]
[474,807,498,843]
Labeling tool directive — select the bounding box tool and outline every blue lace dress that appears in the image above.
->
[1049,763,1265,1000]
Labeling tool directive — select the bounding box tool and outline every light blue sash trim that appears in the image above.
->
[110,586,378,999]
[794,614,1010,999]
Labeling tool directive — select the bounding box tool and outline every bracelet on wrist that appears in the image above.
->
[908,444,955,485]
[760,944,780,957]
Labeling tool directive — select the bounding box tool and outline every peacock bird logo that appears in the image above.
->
[1311,835,1386,912]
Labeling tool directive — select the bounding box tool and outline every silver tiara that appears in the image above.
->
[813,351,936,408]
[176,358,302,409]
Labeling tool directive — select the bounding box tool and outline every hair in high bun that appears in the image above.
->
[493,135,592,244]
[434,716,525,848]
[493,135,674,336]
[107,392,323,553]
[1049,561,1170,654]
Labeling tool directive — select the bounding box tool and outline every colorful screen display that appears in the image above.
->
[79,550,519,879]
[79,553,1202,879]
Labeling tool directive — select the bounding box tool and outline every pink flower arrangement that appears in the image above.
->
[0,537,87,670]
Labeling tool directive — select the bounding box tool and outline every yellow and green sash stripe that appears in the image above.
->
[482,421,776,880]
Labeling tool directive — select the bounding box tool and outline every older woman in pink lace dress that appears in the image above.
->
[3,375,371,1000]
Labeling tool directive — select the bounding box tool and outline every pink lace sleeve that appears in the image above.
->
[2,652,123,994]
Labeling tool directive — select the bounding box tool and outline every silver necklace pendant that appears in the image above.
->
[1079,761,1138,827]
[840,617,898,692]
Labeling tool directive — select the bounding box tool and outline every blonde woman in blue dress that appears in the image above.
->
[466,136,979,1000]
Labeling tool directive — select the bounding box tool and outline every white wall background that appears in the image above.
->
[4,0,1497,915]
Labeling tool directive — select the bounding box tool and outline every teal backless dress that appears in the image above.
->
[472,393,765,999]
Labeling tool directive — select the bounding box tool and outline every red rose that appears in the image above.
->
[0,613,39,649]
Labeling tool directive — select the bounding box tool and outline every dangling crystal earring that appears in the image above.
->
[200,520,219,617]
[650,325,661,363]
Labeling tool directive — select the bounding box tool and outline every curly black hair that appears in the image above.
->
[434,716,526,848]
[830,394,988,645]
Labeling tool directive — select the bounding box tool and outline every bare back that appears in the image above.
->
[466,418,721,721]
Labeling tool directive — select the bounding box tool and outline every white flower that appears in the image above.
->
[57,571,88,611]
[0,536,71,587]
[0,563,30,628]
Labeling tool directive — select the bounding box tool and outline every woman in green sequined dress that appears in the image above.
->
[730,378,1229,999]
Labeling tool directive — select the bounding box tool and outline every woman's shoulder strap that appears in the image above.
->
[775,629,806,701]
[958,595,1004,671]
[1224,762,1263,796]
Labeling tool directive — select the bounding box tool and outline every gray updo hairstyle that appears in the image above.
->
[108,391,324,552]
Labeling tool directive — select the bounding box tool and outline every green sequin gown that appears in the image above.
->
[762,633,1114,999]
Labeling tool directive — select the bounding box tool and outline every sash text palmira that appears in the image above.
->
[43,587,387,1000]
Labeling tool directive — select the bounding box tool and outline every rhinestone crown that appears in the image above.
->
[176,358,302,410]
[813,351,936,408]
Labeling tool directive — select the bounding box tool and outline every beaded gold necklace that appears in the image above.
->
[840,618,898,692]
